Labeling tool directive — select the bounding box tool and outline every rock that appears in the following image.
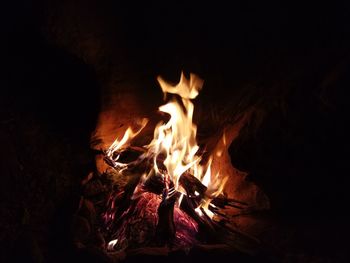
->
[92,229,106,249]
[78,198,97,226]
[72,215,91,244]
[84,178,106,198]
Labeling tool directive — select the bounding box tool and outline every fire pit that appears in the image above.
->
[73,72,269,262]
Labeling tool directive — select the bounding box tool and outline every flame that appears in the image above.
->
[105,118,148,169]
[107,239,118,251]
[106,72,228,219]
[144,72,202,189]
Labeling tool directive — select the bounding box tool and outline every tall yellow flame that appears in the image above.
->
[107,72,228,219]
[145,72,202,190]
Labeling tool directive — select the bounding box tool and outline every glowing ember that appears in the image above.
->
[107,192,198,250]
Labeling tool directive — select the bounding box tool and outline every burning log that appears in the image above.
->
[100,153,260,253]
[154,190,177,246]
[178,194,217,246]
[179,172,207,198]
[102,147,255,246]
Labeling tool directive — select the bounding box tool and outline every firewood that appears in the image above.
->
[99,145,261,256]
[179,172,207,197]
[155,194,177,246]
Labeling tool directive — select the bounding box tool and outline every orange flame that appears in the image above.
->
[107,72,228,219]
[105,118,148,169]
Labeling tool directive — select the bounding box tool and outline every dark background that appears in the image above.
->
[1,1,350,262]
